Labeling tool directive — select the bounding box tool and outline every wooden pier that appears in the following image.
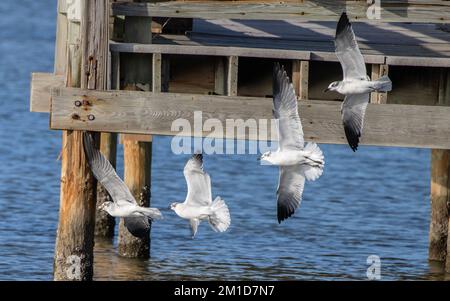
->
[30,0,450,280]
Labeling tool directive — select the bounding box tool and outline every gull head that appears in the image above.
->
[98,201,113,213]
[325,81,340,92]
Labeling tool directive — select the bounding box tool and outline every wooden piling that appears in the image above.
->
[54,0,101,281]
[117,7,153,258]
[429,68,450,263]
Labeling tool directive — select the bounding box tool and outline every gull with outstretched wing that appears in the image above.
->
[169,154,230,238]
[83,132,162,238]
[325,12,392,151]
[260,63,325,223]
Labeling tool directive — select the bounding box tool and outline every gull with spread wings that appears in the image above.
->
[169,154,231,238]
[259,63,325,223]
[83,133,162,238]
[325,12,392,151]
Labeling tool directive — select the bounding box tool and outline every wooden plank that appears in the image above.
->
[152,53,162,92]
[55,1,68,75]
[111,1,450,23]
[50,87,450,149]
[30,73,65,113]
[226,56,238,96]
[292,60,309,101]
[110,40,312,61]
[386,56,450,68]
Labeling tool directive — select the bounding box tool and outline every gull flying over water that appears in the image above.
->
[83,133,162,238]
[169,154,231,238]
[259,63,325,223]
[325,12,392,151]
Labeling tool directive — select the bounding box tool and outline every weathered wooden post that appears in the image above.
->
[53,0,109,280]
[292,60,309,101]
[54,0,97,281]
[117,1,154,258]
[429,68,450,264]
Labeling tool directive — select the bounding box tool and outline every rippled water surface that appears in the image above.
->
[0,0,449,281]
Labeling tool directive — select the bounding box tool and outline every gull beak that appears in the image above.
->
[324,88,330,93]
[168,205,172,210]
[256,157,261,161]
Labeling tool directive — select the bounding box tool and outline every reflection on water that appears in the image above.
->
[0,0,449,281]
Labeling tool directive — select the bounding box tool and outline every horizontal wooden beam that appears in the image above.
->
[386,56,450,68]
[50,87,450,149]
[111,1,450,23]
[30,73,65,113]
[110,40,450,67]
[110,41,311,61]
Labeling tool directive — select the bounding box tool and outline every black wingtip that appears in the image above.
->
[336,12,350,36]
[344,125,360,152]
[277,204,294,224]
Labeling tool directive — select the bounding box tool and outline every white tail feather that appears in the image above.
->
[208,197,231,233]
[303,142,325,181]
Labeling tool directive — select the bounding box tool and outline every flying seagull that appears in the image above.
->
[83,132,162,238]
[259,63,325,223]
[325,12,392,151]
[169,154,230,238]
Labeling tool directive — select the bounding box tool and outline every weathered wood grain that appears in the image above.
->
[429,68,450,264]
[30,73,65,113]
[83,0,117,240]
[386,56,450,67]
[51,87,450,149]
[111,1,450,23]
[292,60,309,101]
[53,0,99,281]
[226,56,238,96]
[110,40,312,61]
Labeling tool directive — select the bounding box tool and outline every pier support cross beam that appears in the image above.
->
[429,68,450,264]
[54,0,106,281]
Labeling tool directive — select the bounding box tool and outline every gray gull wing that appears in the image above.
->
[335,12,367,80]
[273,63,304,151]
[183,154,212,206]
[341,93,370,151]
[277,165,305,223]
[83,132,136,206]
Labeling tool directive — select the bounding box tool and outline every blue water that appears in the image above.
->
[0,0,448,280]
